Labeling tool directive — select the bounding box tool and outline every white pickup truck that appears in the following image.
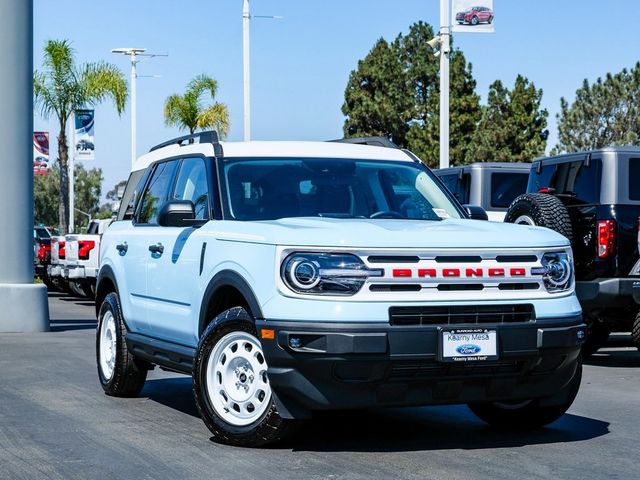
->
[65,219,113,297]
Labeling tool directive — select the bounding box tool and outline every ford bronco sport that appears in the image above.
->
[95,132,584,446]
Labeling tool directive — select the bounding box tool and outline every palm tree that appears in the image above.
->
[34,40,127,234]
[163,74,230,137]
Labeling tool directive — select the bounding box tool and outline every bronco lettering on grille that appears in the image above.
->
[392,268,527,278]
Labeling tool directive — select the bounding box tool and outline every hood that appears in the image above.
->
[211,217,570,249]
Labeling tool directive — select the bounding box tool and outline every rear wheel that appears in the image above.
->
[193,307,294,447]
[504,193,573,241]
[488,15,494,24]
[632,311,640,351]
[96,292,148,396]
[469,358,582,429]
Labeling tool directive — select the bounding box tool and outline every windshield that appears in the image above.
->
[220,157,463,221]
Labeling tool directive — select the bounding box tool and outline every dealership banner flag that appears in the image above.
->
[33,131,49,175]
[452,0,494,33]
[74,109,95,160]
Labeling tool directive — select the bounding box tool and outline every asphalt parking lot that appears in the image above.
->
[1,293,639,480]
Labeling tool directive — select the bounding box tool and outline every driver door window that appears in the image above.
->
[172,157,210,220]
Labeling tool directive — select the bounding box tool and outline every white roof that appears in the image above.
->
[132,140,414,173]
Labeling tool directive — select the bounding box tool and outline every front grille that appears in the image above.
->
[389,304,535,326]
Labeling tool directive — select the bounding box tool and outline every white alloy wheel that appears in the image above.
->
[99,310,117,380]
[206,331,271,427]
[513,214,536,226]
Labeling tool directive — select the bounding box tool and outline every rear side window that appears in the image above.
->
[438,172,469,204]
[630,158,640,200]
[490,173,528,208]
[439,174,458,196]
[136,161,179,225]
[529,159,601,204]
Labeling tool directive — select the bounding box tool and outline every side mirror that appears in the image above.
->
[158,200,205,227]
[463,204,488,221]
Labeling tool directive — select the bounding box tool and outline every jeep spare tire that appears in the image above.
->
[504,193,573,241]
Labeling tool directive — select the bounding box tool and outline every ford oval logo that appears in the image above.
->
[456,344,481,355]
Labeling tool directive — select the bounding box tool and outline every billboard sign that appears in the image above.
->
[74,109,95,160]
[452,0,494,33]
[33,131,49,175]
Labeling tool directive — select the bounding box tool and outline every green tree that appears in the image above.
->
[33,39,128,234]
[342,38,411,146]
[34,167,60,228]
[34,163,103,232]
[98,179,127,217]
[470,75,548,162]
[164,74,230,137]
[342,21,481,168]
[553,62,640,154]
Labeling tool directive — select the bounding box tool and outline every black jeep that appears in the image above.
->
[504,147,640,354]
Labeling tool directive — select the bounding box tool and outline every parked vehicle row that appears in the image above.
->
[44,219,112,298]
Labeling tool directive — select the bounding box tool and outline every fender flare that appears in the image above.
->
[95,264,119,318]
[198,270,264,336]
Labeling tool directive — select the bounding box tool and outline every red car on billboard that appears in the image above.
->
[456,6,494,25]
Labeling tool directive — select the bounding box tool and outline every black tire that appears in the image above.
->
[582,318,611,356]
[193,307,294,447]
[471,15,479,25]
[96,292,148,397]
[488,15,493,24]
[469,357,582,429]
[504,193,573,242]
[631,311,640,351]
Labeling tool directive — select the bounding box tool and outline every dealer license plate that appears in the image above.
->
[439,328,498,362]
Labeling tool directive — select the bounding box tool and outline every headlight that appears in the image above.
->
[281,253,383,295]
[532,252,573,292]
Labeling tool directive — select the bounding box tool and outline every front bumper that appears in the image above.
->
[257,316,584,419]
[48,265,63,278]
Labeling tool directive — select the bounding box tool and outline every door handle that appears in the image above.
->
[116,242,128,255]
[148,243,164,255]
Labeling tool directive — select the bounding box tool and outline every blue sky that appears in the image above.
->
[34,0,640,198]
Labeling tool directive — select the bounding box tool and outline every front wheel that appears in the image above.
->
[469,358,582,429]
[192,307,293,447]
[471,15,479,25]
[96,292,148,396]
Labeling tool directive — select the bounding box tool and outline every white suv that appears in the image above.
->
[95,132,585,446]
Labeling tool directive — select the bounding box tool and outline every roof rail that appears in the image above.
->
[329,136,399,149]
[149,130,223,156]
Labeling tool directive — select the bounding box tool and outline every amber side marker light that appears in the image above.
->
[261,329,275,340]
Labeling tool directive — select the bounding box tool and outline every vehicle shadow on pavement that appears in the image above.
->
[584,334,640,368]
[142,377,609,452]
[143,377,200,418]
[49,319,97,332]
[585,350,640,368]
[288,406,610,453]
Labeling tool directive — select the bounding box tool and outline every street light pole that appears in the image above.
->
[439,0,451,169]
[112,48,167,167]
[241,1,282,143]
[243,0,251,142]
[112,48,145,168]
